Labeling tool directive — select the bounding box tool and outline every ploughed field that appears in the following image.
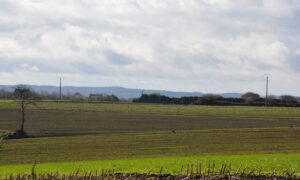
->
[1,100,300,137]
[0,100,300,177]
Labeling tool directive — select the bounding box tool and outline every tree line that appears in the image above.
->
[133,92,300,107]
[0,88,119,102]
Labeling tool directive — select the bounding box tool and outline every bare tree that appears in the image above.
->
[13,86,37,137]
[280,95,296,105]
[241,92,260,104]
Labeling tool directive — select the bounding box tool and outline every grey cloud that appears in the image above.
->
[0,0,300,95]
[0,23,23,32]
[104,51,134,65]
[72,62,114,75]
[0,1,17,13]
[289,54,300,72]
[0,58,19,72]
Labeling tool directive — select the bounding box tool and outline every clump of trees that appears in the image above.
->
[0,89,120,102]
[133,94,198,104]
[133,93,300,107]
[241,92,260,104]
[0,89,11,99]
[280,95,298,105]
[198,94,223,105]
[89,94,119,102]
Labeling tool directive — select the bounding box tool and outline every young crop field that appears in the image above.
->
[1,154,300,177]
[0,101,300,178]
[1,127,299,165]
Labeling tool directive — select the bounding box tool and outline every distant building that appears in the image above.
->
[72,92,85,100]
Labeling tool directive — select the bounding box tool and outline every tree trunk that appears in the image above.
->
[20,100,25,132]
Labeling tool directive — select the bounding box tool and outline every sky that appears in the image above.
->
[0,0,300,96]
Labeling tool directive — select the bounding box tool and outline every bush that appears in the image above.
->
[6,129,28,139]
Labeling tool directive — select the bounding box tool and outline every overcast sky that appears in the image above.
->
[0,0,300,95]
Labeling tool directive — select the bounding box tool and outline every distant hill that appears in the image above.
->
[0,85,242,99]
[221,93,243,98]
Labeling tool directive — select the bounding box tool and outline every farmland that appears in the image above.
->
[1,154,300,177]
[1,100,300,118]
[0,100,300,177]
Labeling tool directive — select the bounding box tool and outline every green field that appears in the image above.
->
[0,101,300,176]
[1,154,300,176]
[1,127,300,165]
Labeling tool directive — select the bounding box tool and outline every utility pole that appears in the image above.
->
[265,75,269,106]
[59,78,62,100]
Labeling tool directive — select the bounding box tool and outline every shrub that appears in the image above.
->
[6,129,28,139]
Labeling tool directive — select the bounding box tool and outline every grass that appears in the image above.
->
[0,128,299,165]
[0,154,300,177]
